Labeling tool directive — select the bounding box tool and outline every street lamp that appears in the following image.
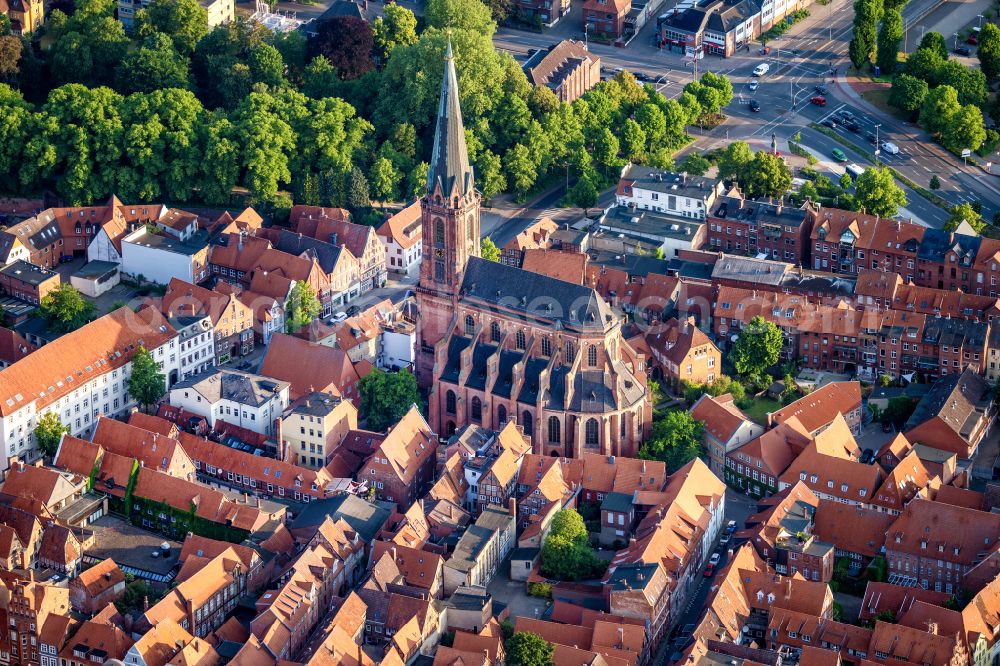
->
[954,32,959,50]
[874,123,881,165]
[978,14,984,29]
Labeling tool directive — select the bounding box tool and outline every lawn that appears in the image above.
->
[741,397,782,425]
[859,88,910,123]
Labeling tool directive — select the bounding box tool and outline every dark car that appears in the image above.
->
[845,119,861,132]
[865,132,877,143]
[703,563,715,577]
[968,35,978,45]
[837,109,855,120]
[822,118,837,129]
[346,305,361,316]
[955,46,972,56]
[815,85,828,95]
[882,420,894,432]
[749,99,761,112]
[861,449,875,464]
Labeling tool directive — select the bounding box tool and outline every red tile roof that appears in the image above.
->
[770,382,862,434]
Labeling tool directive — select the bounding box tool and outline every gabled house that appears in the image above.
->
[904,367,996,459]
[362,407,437,510]
[690,392,763,475]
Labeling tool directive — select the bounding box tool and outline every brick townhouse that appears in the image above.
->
[68,558,126,613]
[769,381,863,436]
[726,417,811,497]
[706,187,816,262]
[903,367,996,459]
[0,261,60,305]
[289,205,387,293]
[691,392,763,475]
[639,316,721,390]
[362,406,437,509]
[160,277,255,365]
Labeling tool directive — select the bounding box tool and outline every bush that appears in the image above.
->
[528,582,553,598]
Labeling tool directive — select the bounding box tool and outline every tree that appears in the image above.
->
[40,284,97,333]
[638,410,705,473]
[854,166,907,217]
[732,315,783,378]
[345,167,371,212]
[504,143,537,199]
[919,84,961,138]
[358,369,421,432]
[567,174,598,214]
[476,149,505,201]
[308,17,375,81]
[505,633,554,666]
[918,31,949,59]
[882,396,917,426]
[978,22,1000,81]
[540,508,604,580]
[903,47,944,81]
[743,151,791,199]
[135,0,208,54]
[944,202,985,233]
[0,35,21,82]
[128,347,166,412]
[929,174,941,190]
[372,4,418,62]
[716,140,753,181]
[115,32,190,94]
[839,172,853,191]
[876,9,903,73]
[369,156,400,203]
[34,412,69,458]
[480,236,501,261]
[942,104,987,154]
[850,0,882,68]
[285,281,322,332]
[679,152,712,176]
[932,60,989,107]
[424,0,496,36]
[889,74,928,116]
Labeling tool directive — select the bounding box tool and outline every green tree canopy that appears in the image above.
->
[889,74,928,115]
[372,4,418,62]
[567,174,598,213]
[540,508,604,580]
[944,202,985,233]
[128,346,166,412]
[115,32,190,94]
[876,9,903,73]
[979,23,1000,81]
[40,283,97,333]
[135,0,208,54]
[480,236,501,261]
[285,281,322,332]
[716,140,753,181]
[903,47,944,81]
[358,370,421,432]
[638,410,705,472]
[424,0,496,37]
[854,166,907,217]
[743,151,792,198]
[505,633,555,666]
[732,315,783,378]
[917,31,948,59]
[919,84,961,139]
[942,104,987,154]
[34,411,69,458]
[678,152,712,176]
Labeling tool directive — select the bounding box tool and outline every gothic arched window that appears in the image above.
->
[491,322,501,343]
[434,218,445,248]
[522,411,533,438]
[516,330,526,350]
[471,396,482,422]
[548,417,560,444]
[541,337,551,357]
[585,418,599,446]
[588,345,598,368]
[498,404,507,425]
[446,390,456,415]
[465,314,475,336]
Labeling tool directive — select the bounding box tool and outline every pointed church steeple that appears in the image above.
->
[426,38,474,200]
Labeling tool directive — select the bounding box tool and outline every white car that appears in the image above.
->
[709,553,721,565]
[753,63,770,77]
[881,141,900,155]
[748,81,759,91]
[329,312,348,324]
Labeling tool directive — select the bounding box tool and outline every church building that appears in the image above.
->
[415,41,652,458]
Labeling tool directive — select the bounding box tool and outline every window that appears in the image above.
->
[498,404,507,425]
[446,391,456,415]
[585,418,599,446]
[434,218,445,248]
[541,337,551,356]
[465,315,475,336]
[521,410,533,437]
[471,396,482,422]
[491,321,501,342]
[588,345,598,367]
[548,416,560,444]
[516,330,526,350]
[565,341,575,363]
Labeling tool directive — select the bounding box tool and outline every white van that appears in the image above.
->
[752,63,770,77]
[846,163,866,180]
[881,141,900,155]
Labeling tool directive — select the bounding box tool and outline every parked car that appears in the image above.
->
[703,563,715,577]
[968,35,979,45]
[837,109,855,120]
[726,520,737,533]
[709,553,721,565]
[881,141,900,154]
[750,99,761,112]
[955,46,972,55]
[822,118,838,129]
[810,96,826,106]
[719,534,731,546]
[815,85,828,95]
[330,312,348,324]
[831,148,848,162]
[748,80,759,91]
[759,46,772,55]
[861,448,875,464]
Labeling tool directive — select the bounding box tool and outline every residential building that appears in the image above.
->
[377,201,422,276]
[659,0,761,57]
[160,278,254,365]
[598,207,706,259]
[813,500,895,571]
[262,227,361,309]
[769,381,863,436]
[885,499,1000,594]
[169,370,290,437]
[0,261,60,305]
[706,189,816,262]
[778,440,883,507]
[1,0,43,33]
[120,227,210,285]
[1,572,71,666]
[259,332,362,405]
[290,205,387,293]
[523,40,600,102]
[281,391,359,470]
[413,47,652,458]
[362,406,437,509]
[690,392,763,475]
[443,505,516,595]
[90,416,196,479]
[69,559,126,614]
[642,316,721,390]
[202,0,235,27]
[726,417,811,497]
[904,368,995,459]
[58,616,134,666]
[616,165,723,221]
[581,0,630,39]
[499,217,559,266]
[371,541,445,597]
[0,306,179,468]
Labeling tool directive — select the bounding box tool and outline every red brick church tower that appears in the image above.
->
[416,40,481,387]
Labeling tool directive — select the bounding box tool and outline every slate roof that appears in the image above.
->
[460,257,615,332]
[268,229,347,275]
[427,39,474,198]
[290,493,392,543]
[172,369,289,407]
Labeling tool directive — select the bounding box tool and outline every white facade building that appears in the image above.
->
[121,228,209,285]
[169,370,290,436]
[0,307,179,470]
[167,315,216,381]
[615,164,725,221]
[380,320,416,370]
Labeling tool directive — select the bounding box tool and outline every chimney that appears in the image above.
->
[143,595,150,612]
[927,621,938,635]
[509,497,517,517]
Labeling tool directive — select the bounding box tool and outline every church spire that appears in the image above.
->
[426,38,474,200]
